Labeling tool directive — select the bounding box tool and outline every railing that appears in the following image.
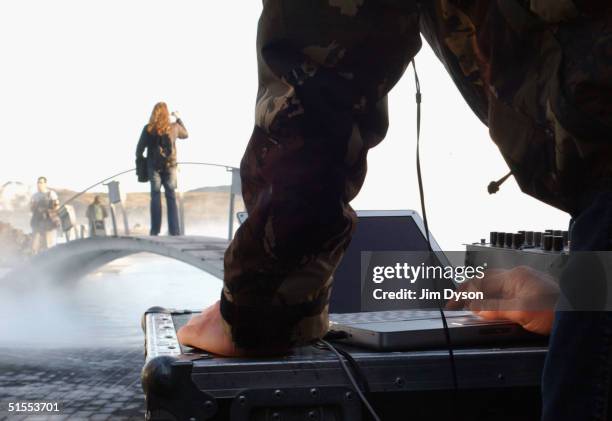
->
[57,162,242,241]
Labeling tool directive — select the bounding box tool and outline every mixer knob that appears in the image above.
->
[534,232,543,248]
[490,231,498,246]
[505,233,513,248]
[512,233,524,249]
[543,235,553,251]
[497,232,506,248]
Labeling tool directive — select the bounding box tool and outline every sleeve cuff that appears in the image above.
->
[219,288,329,350]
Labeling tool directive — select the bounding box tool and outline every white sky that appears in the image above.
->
[0,1,569,249]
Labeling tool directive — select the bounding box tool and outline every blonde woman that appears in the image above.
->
[136,102,188,236]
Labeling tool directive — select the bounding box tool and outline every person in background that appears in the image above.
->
[136,102,188,236]
[86,195,108,237]
[30,176,60,254]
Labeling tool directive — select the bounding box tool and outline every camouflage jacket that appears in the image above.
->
[221,0,612,351]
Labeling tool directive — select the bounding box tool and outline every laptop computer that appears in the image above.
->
[326,210,535,351]
[236,210,535,350]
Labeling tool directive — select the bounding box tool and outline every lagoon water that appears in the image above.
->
[0,254,222,419]
[1,254,222,349]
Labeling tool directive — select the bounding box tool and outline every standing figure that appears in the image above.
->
[136,102,188,236]
[86,195,108,237]
[30,176,60,254]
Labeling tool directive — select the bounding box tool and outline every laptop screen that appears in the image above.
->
[329,212,448,313]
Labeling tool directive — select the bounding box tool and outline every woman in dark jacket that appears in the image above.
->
[136,102,188,236]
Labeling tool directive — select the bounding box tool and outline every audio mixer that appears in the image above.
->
[466,229,569,271]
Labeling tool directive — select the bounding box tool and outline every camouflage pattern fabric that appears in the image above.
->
[220,0,612,351]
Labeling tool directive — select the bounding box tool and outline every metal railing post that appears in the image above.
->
[109,203,119,237]
[105,181,125,237]
[119,202,130,236]
[178,191,186,236]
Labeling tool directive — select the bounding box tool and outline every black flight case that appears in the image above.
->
[142,307,547,421]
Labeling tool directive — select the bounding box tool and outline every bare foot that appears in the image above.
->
[177,301,243,357]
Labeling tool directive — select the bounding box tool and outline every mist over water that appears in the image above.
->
[0,254,222,349]
[0,227,229,418]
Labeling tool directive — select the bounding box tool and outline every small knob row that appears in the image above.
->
[489,230,568,251]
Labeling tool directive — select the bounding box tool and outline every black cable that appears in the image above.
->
[317,335,372,394]
[322,59,459,421]
[335,346,371,395]
[319,339,381,421]
[411,59,459,392]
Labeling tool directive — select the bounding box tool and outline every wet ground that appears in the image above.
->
[0,254,221,420]
[0,347,144,420]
